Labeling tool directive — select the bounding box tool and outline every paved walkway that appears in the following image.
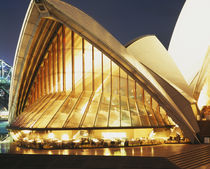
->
[0,143,207,157]
[0,143,209,169]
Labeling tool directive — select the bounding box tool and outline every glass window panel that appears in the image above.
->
[136,85,150,126]
[44,59,49,95]
[38,72,41,99]
[48,50,54,93]
[136,84,143,101]
[121,96,131,127]
[65,91,92,128]
[144,91,158,126]
[136,100,150,126]
[109,95,120,127]
[112,62,119,95]
[64,28,72,91]
[128,76,135,99]
[57,31,63,92]
[159,107,170,125]
[103,55,111,94]
[168,116,176,125]
[13,95,48,126]
[19,94,54,127]
[33,93,68,128]
[152,98,164,126]
[48,91,80,128]
[41,66,45,96]
[84,40,92,91]
[127,76,141,126]
[74,33,83,93]
[52,39,58,92]
[26,93,60,128]
[82,93,102,127]
[129,98,141,127]
[95,94,110,127]
[119,69,127,96]
[94,47,102,91]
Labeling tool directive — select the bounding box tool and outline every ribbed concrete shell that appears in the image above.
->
[169,0,210,100]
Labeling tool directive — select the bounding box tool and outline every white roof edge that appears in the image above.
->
[8,0,37,121]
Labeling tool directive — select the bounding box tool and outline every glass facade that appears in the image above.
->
[12,18,174,130]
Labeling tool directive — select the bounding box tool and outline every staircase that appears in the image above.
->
[168,145,210,169]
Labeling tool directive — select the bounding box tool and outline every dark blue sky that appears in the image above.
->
[0,0,185,66]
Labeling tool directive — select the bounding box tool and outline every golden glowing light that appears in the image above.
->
[48,133,55,139]
[103,148,111,156]
[102,132,126,140]
[73,139,80,143]
[61,134,70,141]
[22,130,31,134]
[92,138,99,143]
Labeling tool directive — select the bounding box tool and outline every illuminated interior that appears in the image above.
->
[10,127,188,149]
[8,18,188,148]
[12,18,175,129]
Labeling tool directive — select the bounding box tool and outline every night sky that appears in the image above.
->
[0,0,185,66]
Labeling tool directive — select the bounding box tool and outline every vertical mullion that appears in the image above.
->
[48,52,52,93]
[57,34,61,92]
[62,26,66,92]
[143,90,152,126]
[44,60,47,95]
[92,46,94,91]
[93,94,103,127]
[82,38,85,90]
[41,66,44,96]
[72,31,75,91]
[107,61,112,127]
[127,74,133,126]
[135,81,142,126]
[34,82,37,101]
[101,53,104,92]
[119,67,121,127]
[39,71,42,98]
[45,59,49,95]
[37,72,40,99]
[151,97,159,126]
[52,43,56,92]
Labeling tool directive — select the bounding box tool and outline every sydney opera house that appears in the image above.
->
[7,0,209,148]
